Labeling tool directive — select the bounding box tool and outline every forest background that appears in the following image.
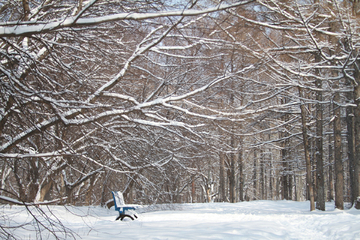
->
[1,0,360,236]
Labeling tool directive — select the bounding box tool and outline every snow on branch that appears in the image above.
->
[0,194,65,206]
[0,1,254,37]
[228,4,344,37]
[0,152,75,159]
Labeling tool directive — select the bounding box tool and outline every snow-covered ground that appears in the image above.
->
[1,200,360,240]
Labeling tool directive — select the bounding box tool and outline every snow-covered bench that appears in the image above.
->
[111,191,138,221]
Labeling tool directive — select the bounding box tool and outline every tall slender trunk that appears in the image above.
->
[238,139,244,201]
[100,171,110,207]
[328,137,334,202]
[219,151,226,202]
[288,166,293,200]
[229,137,236,203]
[334,91,344,210]
[299,87,315,211]
[229,93,236,203]
[85,176,95,205]
[253,149,258,200]
[326,3,344,209]
[345,78,356,207]
[191,176,196,203]
[315,74,325,211]
[281,97,290,200]
[282,149,289,200]
[270,153,273,200]
[261,154,265,199]
[353,72,360,209]
[351,0,360,210]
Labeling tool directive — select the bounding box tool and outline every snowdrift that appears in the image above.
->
[1,200,359,239]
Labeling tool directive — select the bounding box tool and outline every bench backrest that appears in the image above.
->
[111,191,125,211]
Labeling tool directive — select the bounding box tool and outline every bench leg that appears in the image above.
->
[120,214,134,221]
[116,213,134,221]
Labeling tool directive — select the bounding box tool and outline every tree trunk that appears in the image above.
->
[334,91,344,210]
[100,171,110,207]
[328,140,334,202]
[299,87,315,211]
[282,149,289,200]
[229,139,236,203]
[86,176,95,205]
[238,141,244,201]
[345,78,356,207]
[281,97,291,200]
[22,0,30,20]
[325,1,345,210]
[270,157,273,200]
[288,167,292,200]
[261,154,265,200]
[351,0,360,210]
[219,151,226,202]
[37,180,53,202]
[315,76,325,211]
[253,150,258,200]
[276,176,280,200]
[353,72,360,209]
[191,176,196,203]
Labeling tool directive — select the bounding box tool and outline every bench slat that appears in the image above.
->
[112,191,125,208]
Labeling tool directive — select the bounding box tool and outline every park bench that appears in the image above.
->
[111,191,138,221]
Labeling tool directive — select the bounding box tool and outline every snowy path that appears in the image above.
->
[2,200,360,239]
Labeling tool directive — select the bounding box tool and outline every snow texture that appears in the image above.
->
[1,200,359,239]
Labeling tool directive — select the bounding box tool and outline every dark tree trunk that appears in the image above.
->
[328,140,334,202]
[315,76,325,211]
[229,137,236,203]
[351,1,360,210]
[253,150,258,200]
[191,176,196,203]
[22,0,30,20]
[269,154,273,200]
[281,142,289,200]
[299,87,315,211]
[238,141,244,201]
[345,79,356,207]
[353,71,360,209]
[219,152,226,202]
[261,155,265,200]
[333,91,344,210]
[281,97,291,200]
